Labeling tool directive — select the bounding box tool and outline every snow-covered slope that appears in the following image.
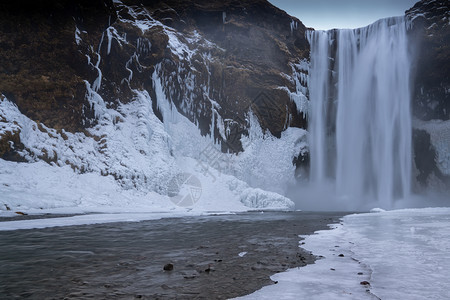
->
[0,0,312,214]
[0,87,299,214]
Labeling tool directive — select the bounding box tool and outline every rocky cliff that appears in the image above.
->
[0,0,309,211]
[0,0,308,157]
[406,0,450,190]
[407,0,449,121]
[0,0,449,207]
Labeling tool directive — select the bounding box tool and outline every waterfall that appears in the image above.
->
[308,17,412,209]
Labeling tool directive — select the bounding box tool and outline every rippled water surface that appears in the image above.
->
[0,212,343,299]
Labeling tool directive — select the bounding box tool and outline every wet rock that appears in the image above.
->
[163,263,174,271]
[406,0,450,121]
[204,264,213,273]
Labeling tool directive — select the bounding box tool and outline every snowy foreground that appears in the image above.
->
[239,207,450,300]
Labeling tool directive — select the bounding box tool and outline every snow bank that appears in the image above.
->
[0,89,294,216]
[233,112,308,195]
[0,0,303,217]
[239,207,450,299]
[0,212,203,231]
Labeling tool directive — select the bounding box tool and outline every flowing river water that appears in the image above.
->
[0,212,343,299]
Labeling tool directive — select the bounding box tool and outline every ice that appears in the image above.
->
[152,64,304,197]
[290,20,298,33]
[343,208,450,300]
[0,212,205,231]
[1,87,294,216]
[74,26,81,45]
[238,251,248,257]
[239,188,294,210]
[278,60,309,116]
[106,26,127,55]
[232,112,308,195]
[0,0,304,218]
[414,119,450,175]
[238,208,450,300]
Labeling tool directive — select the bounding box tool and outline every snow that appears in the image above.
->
[0,85,294,218]
[238,251,248,257]
[406,13,426,29]
[74,26,81,45]
[369,207,386,213]
[238,208,450,299]
[414,119,450,175]
[152,65,304,197]
[278,60,309,116]
[233,112,308,195]
[0,0,305,221]
[0,211,204,231]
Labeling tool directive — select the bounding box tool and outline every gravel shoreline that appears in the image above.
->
[0,211,345,299]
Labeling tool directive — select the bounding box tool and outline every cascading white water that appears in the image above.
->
[308,17,412,209]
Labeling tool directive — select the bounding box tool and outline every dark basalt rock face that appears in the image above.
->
[142,0,309,150]
[406,0,450,190]
[406,0,449,121]
[0,0,309,162]
[0,0,117,132]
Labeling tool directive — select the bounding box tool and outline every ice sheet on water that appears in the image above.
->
[238,251,248,257]
[238,207,450,300]
[0,212,205,231]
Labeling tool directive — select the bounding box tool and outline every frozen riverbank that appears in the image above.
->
[240,207,450,299]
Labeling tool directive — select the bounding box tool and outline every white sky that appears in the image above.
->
[268,0,419,30]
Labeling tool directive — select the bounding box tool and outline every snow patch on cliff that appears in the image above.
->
[415,119,450,175]
[278,60,309,116]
